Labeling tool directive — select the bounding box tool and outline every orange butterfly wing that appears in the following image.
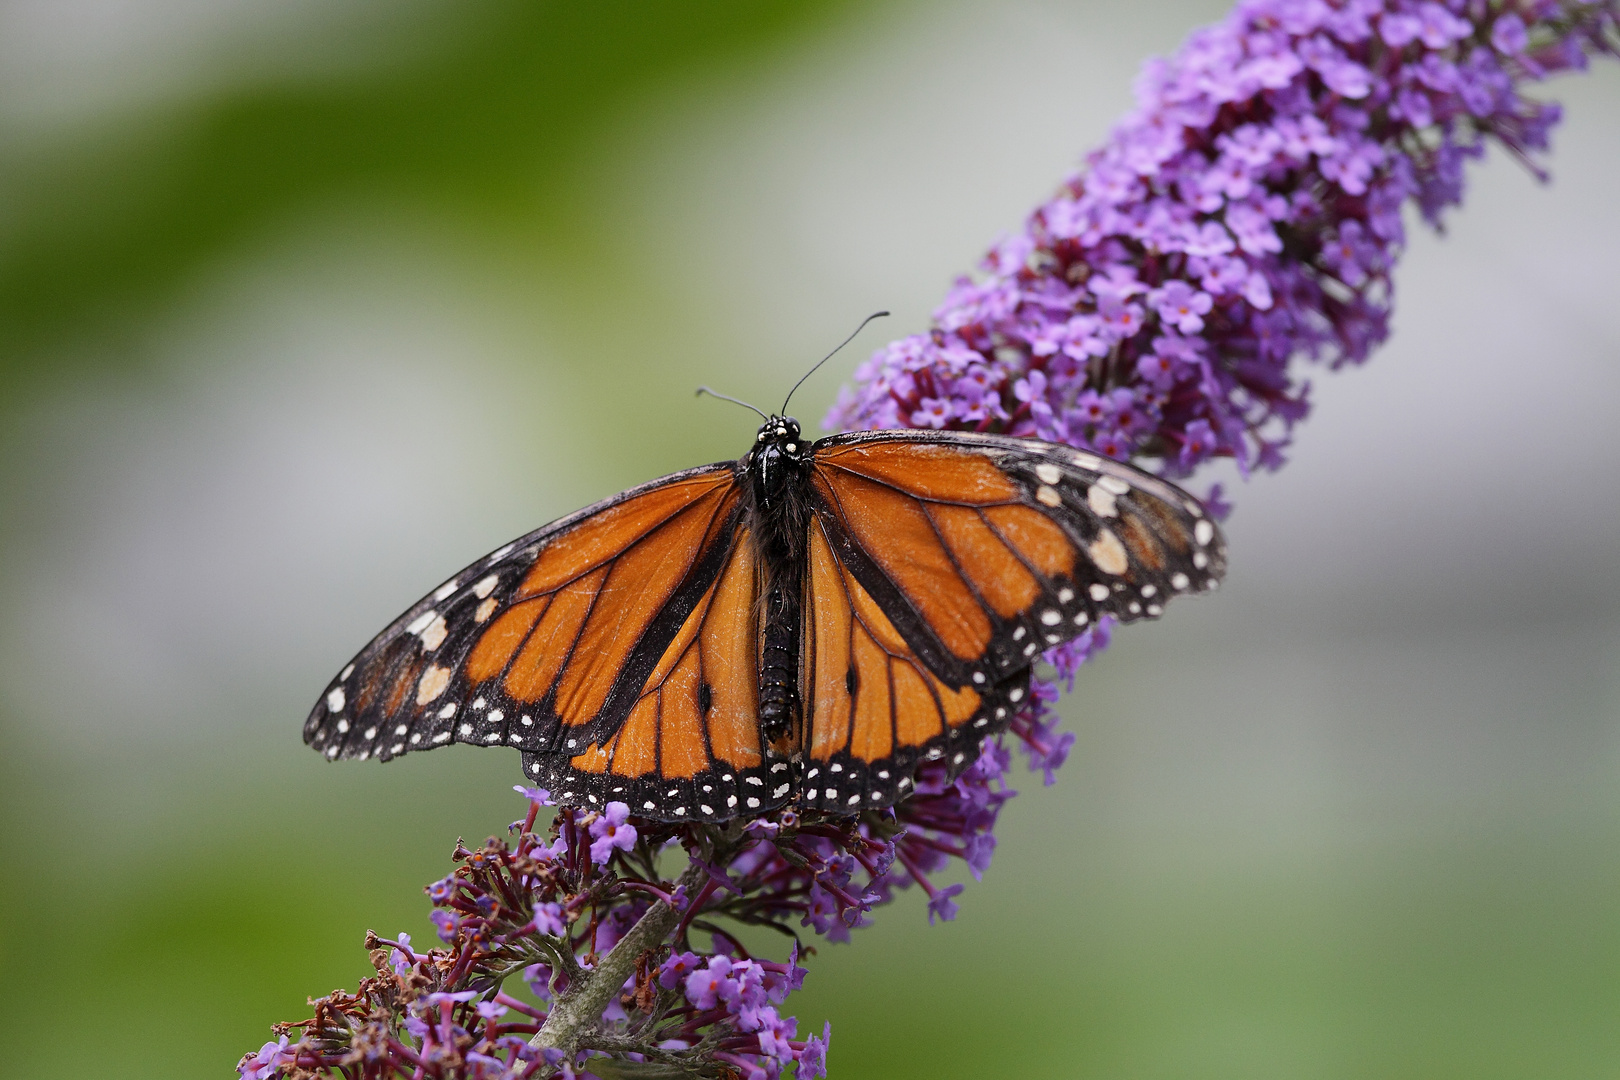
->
[307,427,1224,821]
[799,431,1224,807]
[798,511,1021,810]
[304,462,788,816]
[525,525,797,820]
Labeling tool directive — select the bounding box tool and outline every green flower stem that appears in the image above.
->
[530,859,711,1060]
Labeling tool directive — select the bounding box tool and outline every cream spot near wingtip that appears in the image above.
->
[416,665,451,705]
[1087,529,1130,576]
[419,613,448,651]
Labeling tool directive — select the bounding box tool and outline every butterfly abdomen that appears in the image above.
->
[758,582,800,747]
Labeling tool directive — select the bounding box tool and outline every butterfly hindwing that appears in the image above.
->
[799,510,1033,810]
[304,464,744,778]
[523,526,795,822]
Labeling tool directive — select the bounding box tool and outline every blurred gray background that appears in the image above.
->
[0,1,1616,1077]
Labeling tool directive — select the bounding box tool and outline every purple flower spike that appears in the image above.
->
[248,4,1617,1079]
[830,0,1616,486]
[829,0,1618,955]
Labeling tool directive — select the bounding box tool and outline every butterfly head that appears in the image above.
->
[753,415,806,456]
[748,415,811,514]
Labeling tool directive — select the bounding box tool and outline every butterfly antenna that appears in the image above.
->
[780,310,890,415]
[695,386,769,420]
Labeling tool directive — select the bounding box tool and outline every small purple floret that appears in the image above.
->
[659,951,703,989]
[684,956,738,1010]
[926,883,965,925]
[239,1036,292,1080]
[429,908,459,943]
[531,900,566,937]
[587,801,638,865]
[797,1022,832,1080]
[513,784,555,806]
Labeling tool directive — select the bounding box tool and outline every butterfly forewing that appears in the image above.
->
[304,463,744,776]
[803,430,1225,784]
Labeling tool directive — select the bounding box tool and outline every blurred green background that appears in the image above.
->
[1,2,1617,1077]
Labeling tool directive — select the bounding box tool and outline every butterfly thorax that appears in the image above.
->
[744,415,813,560]
[742,416,814,752]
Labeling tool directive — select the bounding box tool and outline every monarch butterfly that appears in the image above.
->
[305,411,1224,823]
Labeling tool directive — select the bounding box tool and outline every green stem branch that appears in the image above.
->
[530,859,710,1062]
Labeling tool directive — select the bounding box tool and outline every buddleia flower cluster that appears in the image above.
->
[831,0,1615,477]
[239,772,1024,1080]
[245,0,1616,1075]
[828,0,1616,806]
